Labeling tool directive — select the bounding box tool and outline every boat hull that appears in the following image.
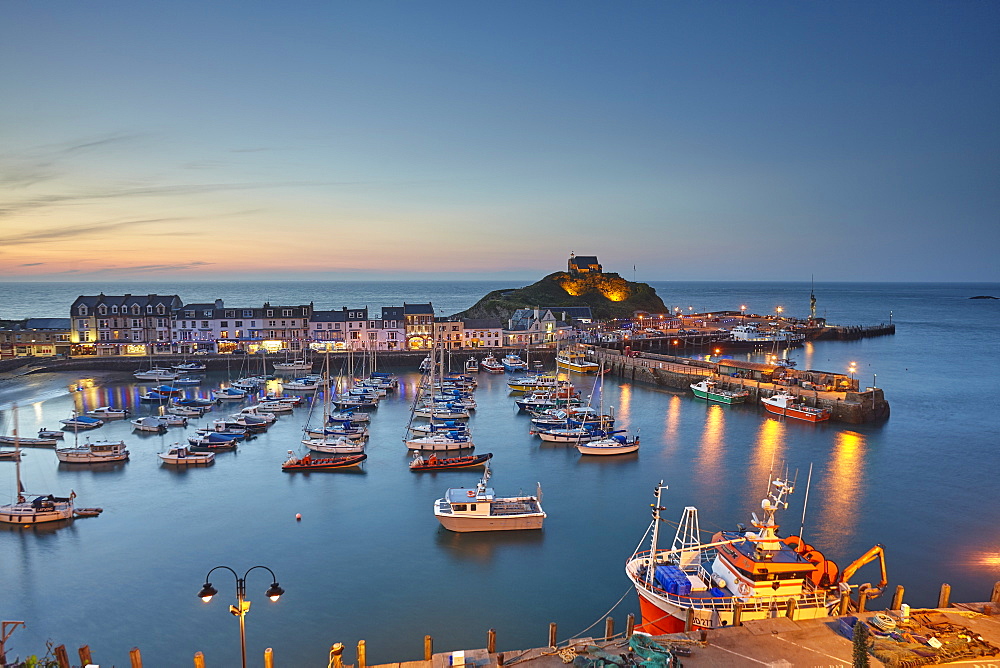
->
[410,453,492,471]
[435,513,544,532]
[690,382,748,404]
[762,401,830,422]
[0,502,75,525]
[576,441,639,455]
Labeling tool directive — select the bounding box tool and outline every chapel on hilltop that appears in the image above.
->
[568,253,602,275]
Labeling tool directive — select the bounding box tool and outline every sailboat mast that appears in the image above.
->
[13,403,23,501]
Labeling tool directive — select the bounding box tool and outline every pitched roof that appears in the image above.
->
[461,318,503,329]
[403,302,434,314]
[25,318,71,330]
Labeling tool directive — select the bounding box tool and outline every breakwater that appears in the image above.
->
[590,347,890,424]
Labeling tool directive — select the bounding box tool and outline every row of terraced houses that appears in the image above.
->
[48,293,594,357]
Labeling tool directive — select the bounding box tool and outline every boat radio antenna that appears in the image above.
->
[799,463,814,544]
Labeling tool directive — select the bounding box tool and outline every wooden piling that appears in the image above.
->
[938,583,951,608]
[684,608,693,632]
[838,592,850,616]
[991,581,1000,605]
[331,643,344,668]
[53,645,69,668]
[785,598,796,618]
[890,585,905,610]
[858,590,868,613]
[604,616,614,640]
[487,629,496,654]
[732,602,743,627]
[424,635,433,661]
[129,647,143,668]
[358,640,367,668]
[264,647,274,668]
[548,622,558,647]
[78,646,92,665]
[193,651,206,668]
[626,613,635,638]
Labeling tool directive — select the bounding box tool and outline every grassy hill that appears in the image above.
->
[453,271,666,321]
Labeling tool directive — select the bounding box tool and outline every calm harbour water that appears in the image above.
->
[0,281,998,666]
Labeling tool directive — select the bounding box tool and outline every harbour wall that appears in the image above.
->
[591,348,890,424]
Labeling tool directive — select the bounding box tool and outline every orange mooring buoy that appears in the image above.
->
[296,513,302,521]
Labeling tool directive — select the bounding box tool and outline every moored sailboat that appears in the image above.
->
[0,405,76,525]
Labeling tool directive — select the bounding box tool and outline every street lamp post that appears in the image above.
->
[198,565,284,668]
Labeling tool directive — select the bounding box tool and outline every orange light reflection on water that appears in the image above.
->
[660,395,683,454]
[614,382,632,426]
[801,342,815,371]
[812,430,866,553]
[695,404,726,480]
[745,418,787,506]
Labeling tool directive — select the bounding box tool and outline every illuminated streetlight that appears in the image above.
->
[198,565,284,668]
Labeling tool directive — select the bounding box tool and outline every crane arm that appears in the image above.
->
[839,543,887,597]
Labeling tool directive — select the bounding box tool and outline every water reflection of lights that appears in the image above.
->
[802,342,815,370]
[815,430,866,553]
[616,382,632,423]
[747,418,786,499]
[695,404,726,479]
[662,395,682,447]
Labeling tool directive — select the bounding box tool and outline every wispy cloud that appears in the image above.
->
[109,261,214,273]
[19,262,44,266]
[0,180,339,218]
[0,218,179,246]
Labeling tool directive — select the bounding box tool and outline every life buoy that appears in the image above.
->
[467,490,475,497]
[738,581,751,596]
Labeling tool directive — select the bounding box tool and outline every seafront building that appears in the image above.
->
[460,318,504,348]
[0,318,72,359]
[70,294,182,356]
[65,293,592,355]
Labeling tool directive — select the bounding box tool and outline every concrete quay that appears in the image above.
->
[589,347,890,424]
[347,605,1000,668]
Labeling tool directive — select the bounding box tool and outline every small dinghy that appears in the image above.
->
[282,451,367,471]
[410,452,493,471]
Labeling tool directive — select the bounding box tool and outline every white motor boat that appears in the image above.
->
[131,416,167,432]
[301,435,365,454]
[433,466,545,532]
[56,438,130,464]
[158,445,215,466]
[86,406,129,419]
[134,367,180,381]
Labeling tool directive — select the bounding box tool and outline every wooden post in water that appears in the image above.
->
[683,608,693,632]
[858,590,869,613]
[938,583,951,608]
[732,602,743,627]
[785,598,796,618]
[53,645,69,668]
[193,651,206,668]
[357,640,366,668]
[487,629,496,654]
[264,648,274,668]
[78,646,92,665]
[838,592,850,616]
[331,643,344,668]
[424,635,433,661]
[129,647,143,668]
[891,585,905,610]
[991,581,1000,605]
[626,613,635,638]
[548,622,558,647]
[604,617,614,641]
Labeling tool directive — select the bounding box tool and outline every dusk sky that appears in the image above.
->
[2,2,997,283]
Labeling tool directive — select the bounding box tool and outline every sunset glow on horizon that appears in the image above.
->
[2,2,997,282]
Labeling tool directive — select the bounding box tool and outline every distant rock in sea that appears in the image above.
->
[969,295,998,299]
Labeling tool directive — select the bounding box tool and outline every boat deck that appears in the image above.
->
[490,499,542,516]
